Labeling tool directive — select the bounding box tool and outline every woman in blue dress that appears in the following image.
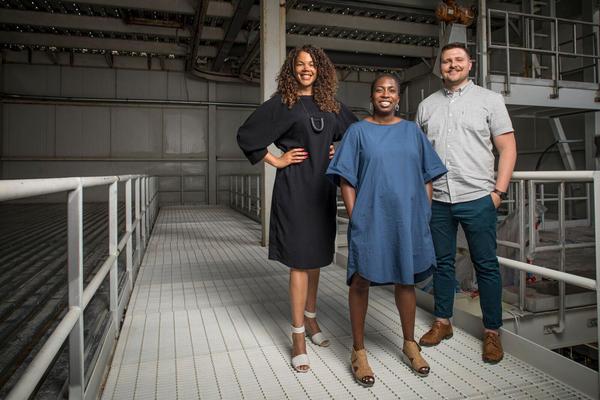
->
[327,74,447,387]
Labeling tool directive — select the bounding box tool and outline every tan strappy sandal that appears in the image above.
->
[351,348,375,387]
[401,340,430,377]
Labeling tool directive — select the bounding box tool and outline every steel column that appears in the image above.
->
[208,81,217,204]
[260,0,285,246]
[477,0,488,88]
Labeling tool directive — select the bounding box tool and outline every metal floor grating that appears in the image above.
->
[101,206,591,400]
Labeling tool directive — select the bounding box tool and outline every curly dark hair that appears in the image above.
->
[276,45,340,113]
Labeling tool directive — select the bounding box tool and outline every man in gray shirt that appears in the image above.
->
[416,42,517,363]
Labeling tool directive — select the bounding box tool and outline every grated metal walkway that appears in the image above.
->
[101,206,591,400]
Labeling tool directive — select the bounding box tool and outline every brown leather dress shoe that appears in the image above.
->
[419,321,453,347]
[482,332,504,364]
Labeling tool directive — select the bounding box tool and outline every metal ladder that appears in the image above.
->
[528,0,555,80]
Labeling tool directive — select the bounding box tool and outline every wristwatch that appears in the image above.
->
[492,188,508,201]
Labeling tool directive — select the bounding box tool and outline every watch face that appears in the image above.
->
[494,190,508,200]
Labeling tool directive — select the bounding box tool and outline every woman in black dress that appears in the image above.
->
[237,45,356,372]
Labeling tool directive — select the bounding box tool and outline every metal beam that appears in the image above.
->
[0,32,199,56]
[286,34,435,58]
[286,9,438,38]
[212,0,254,71]
[549,117,578,171]
[0,8,191,38]
[299,0,437,14]
[187,0,209,71]
[196,26,248,43]
[71,0,195,14]
[398,61,432,82]
[239,37,260,75]
[207,1,259,19]
[206,2,437,39]
[326,50,416,69]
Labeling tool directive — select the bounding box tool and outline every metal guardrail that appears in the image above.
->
[0,174,158,400]
[228,174,261,222]
[335,170,600,392]
[487,8,600,96]
[499,172,598,329]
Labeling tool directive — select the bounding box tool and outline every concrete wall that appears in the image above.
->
[1,60,370,205]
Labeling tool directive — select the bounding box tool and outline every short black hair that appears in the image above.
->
[440,42,472,60]
[370,73,401,95]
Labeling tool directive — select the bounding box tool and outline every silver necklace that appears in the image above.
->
[298,97,324,133]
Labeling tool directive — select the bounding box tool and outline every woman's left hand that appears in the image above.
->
[329,144,335,159]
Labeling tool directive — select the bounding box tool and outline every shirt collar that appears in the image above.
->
[443,80,473,98]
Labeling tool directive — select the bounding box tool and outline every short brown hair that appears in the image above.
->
[440,42,471,60]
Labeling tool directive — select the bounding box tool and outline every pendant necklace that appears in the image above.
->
[298,97,325,133]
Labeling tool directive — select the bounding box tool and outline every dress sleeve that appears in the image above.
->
[237,96,293,164]
[326,124,360,187]
[417,125,447,183]
[333,102,359,142]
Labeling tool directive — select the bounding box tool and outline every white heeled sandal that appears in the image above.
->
[291,325,310,372]
[304,310,330,347]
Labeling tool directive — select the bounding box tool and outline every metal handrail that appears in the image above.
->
[228,174,261,221]
[1,174,159,400]
[486,8,600,96]
[335,170,600,393]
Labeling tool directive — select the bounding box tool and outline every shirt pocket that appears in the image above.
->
[461,107,488,135]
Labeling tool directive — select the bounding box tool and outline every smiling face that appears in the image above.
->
[294,51,317,95]
[371,76,399,116]
[440,47,472,88]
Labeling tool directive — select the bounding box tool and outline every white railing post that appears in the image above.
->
[145,177,150,238]
[235,176,239,208]
[518,179,527,311]
[108,181,119,336]
[256,175,261,218]
[135,177,141,267]
[593,171,600,396]
[555,182,566,333]
[141,177,147,247]
[68,183,84,399]
[247,175,251,213]
[125,179,133,290]
[241,175,245,210]
[229,176,233,207]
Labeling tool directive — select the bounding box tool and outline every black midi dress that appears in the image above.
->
[237,94,357,268]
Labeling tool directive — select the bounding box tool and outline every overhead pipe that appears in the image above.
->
[1,93,260,108]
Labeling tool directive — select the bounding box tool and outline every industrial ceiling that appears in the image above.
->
[0,0,451,79]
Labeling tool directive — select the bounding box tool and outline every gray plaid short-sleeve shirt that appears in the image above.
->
[416,80,514,204]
